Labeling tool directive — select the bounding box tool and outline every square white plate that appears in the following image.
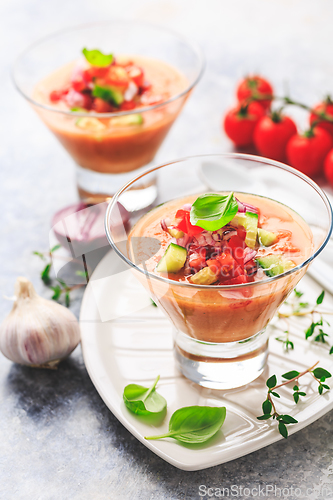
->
[80,251,333,471]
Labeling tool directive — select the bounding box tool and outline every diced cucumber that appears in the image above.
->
[231,212,258,248]
[168,227,184,239]
[189,266,218,285]
[258,228,278,247]
[156,243,187,273]
[110,113,144,127]
[76,117,106,131]
[244,212,258,249]
[256,255,295,277]
[92,85,124,106]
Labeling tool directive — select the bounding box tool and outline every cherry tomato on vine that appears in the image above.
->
[324,149,333,186]
[223,101,265,147]
[286,127,333,178]
[309,96,333,137]
[236,75,273,110]
[253,112,297,162]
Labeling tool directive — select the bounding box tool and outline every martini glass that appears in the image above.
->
[105,154,332,390]
[13,21,204,210]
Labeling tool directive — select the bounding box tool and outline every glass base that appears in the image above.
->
[76,163,157,211]
[174,329,269,390]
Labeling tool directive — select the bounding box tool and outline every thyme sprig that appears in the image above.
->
[276,289,333,354]
[258,361,332,438]
[33,245,87,306]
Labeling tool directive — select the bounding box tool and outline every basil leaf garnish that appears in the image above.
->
[92,85,124,106]
[145,405,226,443]
[190,192,238,231]
[82,48,113,67]
[123,375,167,415]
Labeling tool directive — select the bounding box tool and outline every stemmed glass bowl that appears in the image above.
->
[105,154,332,389]
[13,21,204,209]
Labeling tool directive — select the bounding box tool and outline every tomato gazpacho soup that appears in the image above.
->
[33,48,188,175]
[129,192,313,343]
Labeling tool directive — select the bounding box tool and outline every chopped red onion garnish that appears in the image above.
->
[243,203,259,214]
[243,248,257,263]
[160,219,168,231]
[182,203,192,211]
[236,198,246,213]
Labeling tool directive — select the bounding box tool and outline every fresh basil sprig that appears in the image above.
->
[123,375,167,415]
[82,48,113,67]
[145,405,226,444]
[190,192,238,231]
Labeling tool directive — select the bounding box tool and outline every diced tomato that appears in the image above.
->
[92,97,114,113]
[104,66,130,89]
[120,100,137,111]
[226,235,246,264]
[81,94,93,110]
[49,88,69,102]
[237,226,247,240]
[126,65,144,88]
[72,78,88,93]
[244,259,257,276]
[83,66,109,81]
[206,258,220,274]
[189,250,207,271]
[140,81,152,94]
[224,275,250,285]
[175,211,204,236]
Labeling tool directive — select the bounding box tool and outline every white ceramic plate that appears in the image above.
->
[80,250,333,471]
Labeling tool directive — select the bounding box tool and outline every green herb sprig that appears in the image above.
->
[82,48,113,67]
[190,192,239,231]
[123,375,167,415]
[33,246,87,307]
[145,406,226,444]
[276,289,333,354]
[258,361,332,438]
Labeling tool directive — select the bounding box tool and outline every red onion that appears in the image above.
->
[182,203,192,211]
[52,201,129,254]
[243,248,257,263]
[243,203,259,214]
[222,230,237,240]
[160,219,168,231]
[236,198,246,213]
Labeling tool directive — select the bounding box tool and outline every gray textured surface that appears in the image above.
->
[1,1,333,498]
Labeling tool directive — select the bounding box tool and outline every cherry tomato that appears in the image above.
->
[324,149,333,186]
[223,102,265,147]
[253,113,297,162]
[236,75,273,110]
[286,127,333,177]
[309,97,333,137]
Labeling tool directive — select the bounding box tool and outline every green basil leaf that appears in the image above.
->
[145,405,226,444]
[82,48,113,67]
[282,370,300,380]
[123,375,166,416]
[190,192,238,231]
[312,367,332,380]
[257,414,272,420]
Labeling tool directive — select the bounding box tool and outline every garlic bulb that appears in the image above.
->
[0,277,80,368]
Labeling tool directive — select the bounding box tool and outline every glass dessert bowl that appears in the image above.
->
[13,21,204,210]
[105,154,332,390]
